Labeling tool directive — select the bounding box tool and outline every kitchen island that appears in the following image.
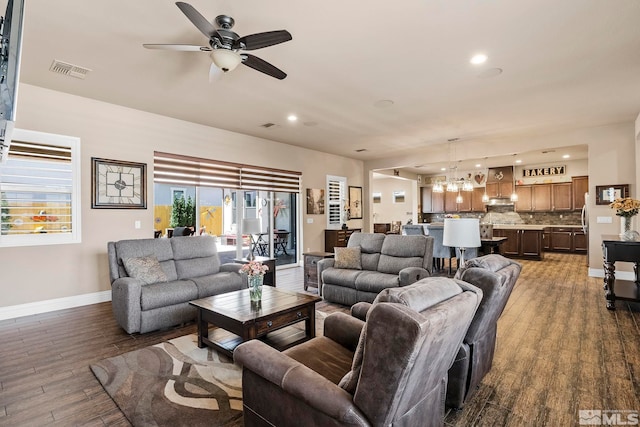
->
[492,225,545,260]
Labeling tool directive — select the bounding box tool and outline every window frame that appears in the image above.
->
[0,128,81,247]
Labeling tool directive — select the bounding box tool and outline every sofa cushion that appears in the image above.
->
[348,233,384,271]
[334,247,362,270]
[122,256,168,285]
[140,279,199,311]
[322,268,362,289]
[114,238,178,281]
[284,336,355,385]
[354,271,400,293]
[191,272,244,298]
[377,235,428,274]
[171,235,220,279]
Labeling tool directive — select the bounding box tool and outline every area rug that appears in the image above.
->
[91,311,327,427]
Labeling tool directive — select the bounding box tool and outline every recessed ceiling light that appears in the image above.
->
[440,167,447,171]
[515,159,522,164]
[475,163,482,168]
[562,154,570,159]
[470,54,488,65]
[287,114,298,122]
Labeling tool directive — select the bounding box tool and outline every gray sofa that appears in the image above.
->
[107,235,245,334]
[318,232,434,306]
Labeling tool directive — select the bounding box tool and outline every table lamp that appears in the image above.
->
[242,218,262,260]
[443,218,481,268]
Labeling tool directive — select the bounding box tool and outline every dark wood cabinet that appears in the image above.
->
[303,252,334,291]
[533,185,552,211]
[545,226,587,253]
[572,176,589,211]
[494,228,543,260]
[486,181,513,198]
[325,229,361,252]
[552,182,572,211]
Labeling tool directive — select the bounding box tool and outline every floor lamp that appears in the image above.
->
[443,218,481,269]
[242,218,262,261]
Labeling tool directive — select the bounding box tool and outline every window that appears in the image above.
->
[0,129,81,247]
[326,175,346,229]
[393,191,405,203]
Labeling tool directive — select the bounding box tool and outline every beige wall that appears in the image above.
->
[371,176,417,226]
[0,84,363,308]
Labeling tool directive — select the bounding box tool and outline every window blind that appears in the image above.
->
[1,141,74,235]
[154,151,301,193]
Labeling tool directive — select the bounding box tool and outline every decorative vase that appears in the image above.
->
[248,274,263,301]
[619,216,640,241]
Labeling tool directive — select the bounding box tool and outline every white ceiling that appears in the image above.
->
[10,0,640,170]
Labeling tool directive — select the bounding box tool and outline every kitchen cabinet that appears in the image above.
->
[472,187,486,212]
[533,185,552,211]
[420,187,432,213]
[431,191,444,213]
[494,227,544,260]
[515,186,533,211]
[486,181,513,198]
[325,229,361,252]
[545,227,587,253]
[456,190,473,212]
[552,182,572,211]
[572,176,589,211]
[445,191,458,212]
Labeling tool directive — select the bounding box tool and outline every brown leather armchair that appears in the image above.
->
[234,278,482,427]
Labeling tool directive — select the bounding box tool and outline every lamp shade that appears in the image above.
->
[210,49,242,72]
[242,218,262,234]
[443,218,481,248]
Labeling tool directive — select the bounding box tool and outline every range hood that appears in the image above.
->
[486,197,514,206]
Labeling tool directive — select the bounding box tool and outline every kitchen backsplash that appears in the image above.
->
[422,210,582,225]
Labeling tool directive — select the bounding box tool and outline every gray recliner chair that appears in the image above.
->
[234,277,483,427]
[445,254,522,409]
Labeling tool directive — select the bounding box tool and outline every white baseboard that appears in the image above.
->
[0,290,112,321]
[589,267,636,281]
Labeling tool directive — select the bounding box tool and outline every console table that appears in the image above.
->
[601,234,640,310]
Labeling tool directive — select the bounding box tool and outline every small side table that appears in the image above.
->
[233,256,277,287]
[303,251,334,292]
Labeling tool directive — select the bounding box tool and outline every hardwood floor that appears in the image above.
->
[0,253,638,426]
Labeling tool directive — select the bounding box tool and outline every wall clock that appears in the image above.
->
[91,157,147,209]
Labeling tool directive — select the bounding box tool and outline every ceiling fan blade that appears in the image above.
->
[143,44,211,52]
[234,30,292,51]
[242,54,287,80]
[175,2,219,39]
[209,63,224,83]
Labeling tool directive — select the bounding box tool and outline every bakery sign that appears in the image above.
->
[522,165,566,177]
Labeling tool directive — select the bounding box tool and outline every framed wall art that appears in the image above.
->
[595,184,629,205]
[306,188,325,214]
[91,157,147,209]
[348,186,363,219]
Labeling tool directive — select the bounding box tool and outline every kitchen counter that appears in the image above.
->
[491,224,582,230]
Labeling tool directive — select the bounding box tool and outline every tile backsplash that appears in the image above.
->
[422,211,582,225]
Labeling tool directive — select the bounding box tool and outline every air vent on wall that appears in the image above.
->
[49,60,92,79]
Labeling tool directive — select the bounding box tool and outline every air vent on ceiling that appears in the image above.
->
[355,148,367,152]
[49,60,92,79]
[260,122,277,128]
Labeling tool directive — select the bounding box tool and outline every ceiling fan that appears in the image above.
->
[143,2,292,80]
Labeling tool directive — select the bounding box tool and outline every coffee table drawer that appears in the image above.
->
[255,308,310,336]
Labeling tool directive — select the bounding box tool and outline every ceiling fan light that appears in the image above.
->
[210,50,242,72]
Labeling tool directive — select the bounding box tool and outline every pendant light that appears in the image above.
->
[510,155,519,202]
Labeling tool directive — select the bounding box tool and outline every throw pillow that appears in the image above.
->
[122,256,168,285]
[334,246,362,270]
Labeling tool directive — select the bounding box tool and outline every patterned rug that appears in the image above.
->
[91,311,327,426]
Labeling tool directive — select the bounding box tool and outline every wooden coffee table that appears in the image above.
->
[190,286,322,358]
